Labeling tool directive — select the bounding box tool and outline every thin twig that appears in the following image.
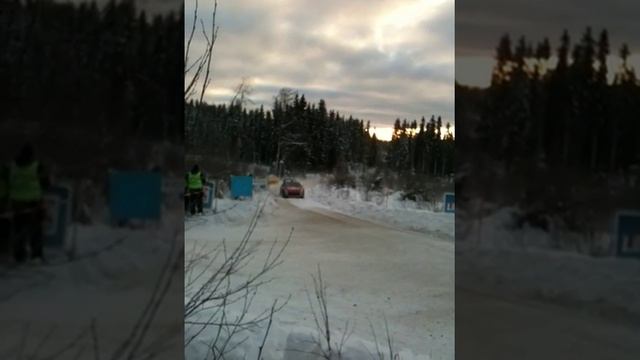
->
[40,326,89,360]
[29,324,57,360]
[184,0,200,69]
[126,243,183,359]
[17,322,30,360]
[184,194,291,357]
[257,299,278,360]
[91,318,100,360]
[111,230,178,360]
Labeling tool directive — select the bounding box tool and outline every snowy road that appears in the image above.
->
[186,194,454,359]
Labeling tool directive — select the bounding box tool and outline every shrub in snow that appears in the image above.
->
[283,331,371,360]
[184,196,291,359]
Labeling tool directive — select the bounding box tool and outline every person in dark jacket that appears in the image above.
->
[185,165,206,215]
[9,144,49,263]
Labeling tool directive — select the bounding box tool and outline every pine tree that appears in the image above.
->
[549,30,573,167]
[493,34,513,85]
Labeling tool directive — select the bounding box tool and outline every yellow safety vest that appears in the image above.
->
[187,171,203,190]
[9,161,42,201]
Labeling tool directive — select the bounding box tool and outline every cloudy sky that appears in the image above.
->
[456,0,640,87]
[186,0,454,140]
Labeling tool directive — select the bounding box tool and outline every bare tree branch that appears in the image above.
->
[184,194,292,359]
[367,314,397,360]
[299,265,353,360]
[184,0,218,103]
[257,299,278,360]
[184,0,199,70]
[91,319,100,360]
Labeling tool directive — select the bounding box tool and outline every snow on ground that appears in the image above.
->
[457,204,640,324]
[293,180,453,241]
[185,191,279,230]
[185,188,454,360]
[456,204,640,359]
[0,208,184,358]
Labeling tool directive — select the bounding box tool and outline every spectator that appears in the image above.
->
[185,165,206,215]
[8,144,49,264]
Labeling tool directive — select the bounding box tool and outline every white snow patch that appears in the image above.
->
[185,313,433,360]
[0,209,183,357]
[186,190,279,230]
[294,183,454,240]
[457,204,640,321]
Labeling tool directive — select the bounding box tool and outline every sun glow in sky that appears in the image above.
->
[369,125,455,142]
[374,0,448,54]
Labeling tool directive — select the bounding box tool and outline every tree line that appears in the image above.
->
[387,116,454,176]
[0,0,183,143]
[185,89,454,176]
[475,27,639,175]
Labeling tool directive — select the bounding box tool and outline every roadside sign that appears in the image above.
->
[614,211,640,257]
[443,192,455,213]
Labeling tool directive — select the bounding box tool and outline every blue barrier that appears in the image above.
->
[615,211,640,258]
[443,192,455,213]
[43,185,71,247]
[109,171,162,222]
[231,176,253,199]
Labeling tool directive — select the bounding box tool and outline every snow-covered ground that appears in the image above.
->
[186,194,279,229]
[185,187,454,360]
[295,176,454,241]
[456,204,640,359]
[0,208,184,358]
[457,205,640,317]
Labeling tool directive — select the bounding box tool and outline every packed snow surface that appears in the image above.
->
[185,187,454,360]
[0,209,184,358]
[456,203,640,359]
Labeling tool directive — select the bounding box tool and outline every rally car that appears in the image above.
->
[280,178,304,198]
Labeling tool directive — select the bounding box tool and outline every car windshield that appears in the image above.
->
[288,182,301,187]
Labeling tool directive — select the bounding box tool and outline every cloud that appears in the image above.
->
[186,0,454,126]
[456,0,640,86]
[457,0,640,56]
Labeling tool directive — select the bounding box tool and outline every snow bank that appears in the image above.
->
[1,208,183,358]
[457,206,551,249]
[298,184,454,240]
[185,190,279,230]
[185,317,431,360]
